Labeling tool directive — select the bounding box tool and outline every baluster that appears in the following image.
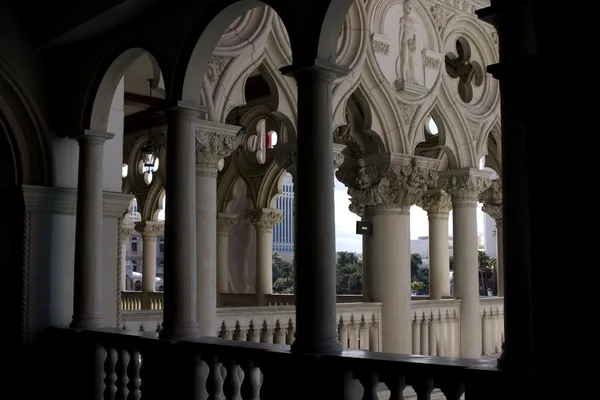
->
[223,359,242,400]
[247,321,259,342]
[233,321,245,341]
[357,373,379,400]
[428,312,437,356]
[348,316,359,349]
[411,378,434,400]
[440,381,465,400]
[273,320,285,344]
[260,321,273,344]
[241,360,260,400]
[359,315,370,350]
[382,374,406,400]
[412,313,421,354]
[127,350,142,400]
[104,346,117,400]
[420,313,429,355]
[206,356,226,400]
[338,316,348,349]
[285,319,295,344]
[115,349,130,400]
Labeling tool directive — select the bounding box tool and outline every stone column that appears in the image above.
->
[217,213,238,294]
[160,103,201,340]
[70,130,114,330]
[119,222,136,291]
[280,62,347,354]
[418,189,452,300]
[135,220,164,309]
[480,179,503,296]
[195,120,243,337]
[439,168,491,358]
[337,153,439,354]
[247,208,283,304]
[477,3,536,371]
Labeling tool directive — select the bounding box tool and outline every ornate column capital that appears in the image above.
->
[439,168,492,208]
[246,208,283,233]
[417,189,452,220]
[195,120,244,177]
[479,178,503,221]
[120,222,137,243]
[217,212,239,232]
[134,220,165,238]
[275,142,347,178]
[336,152,440,216]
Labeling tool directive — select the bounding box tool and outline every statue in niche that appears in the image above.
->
[395,0,417,88]
[227,178,256,293]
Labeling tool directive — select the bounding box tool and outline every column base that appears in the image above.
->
[159,323,199,341]
[69,317,103,330]
[291,336,343,355]
[497,343,534,371]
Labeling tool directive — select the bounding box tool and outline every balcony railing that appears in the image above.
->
[41,326,532,400]
[119,295,504,358]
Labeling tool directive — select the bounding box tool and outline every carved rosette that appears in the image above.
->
[134,220,165,238]
[217,213,239,233]
[337,153,440,216]
[196,121,243,177]
[120,222,137,243]
[438,169,492,208]
[246,208,283,233]
[417,189,452,220]
[479,179,502,221]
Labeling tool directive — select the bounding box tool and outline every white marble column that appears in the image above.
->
[160,104,201,340]
[70,130,114,330]
[418,189,452,300]
[135,220,164,309]
[480,179,503,296]
[119,222,136,291]
[440,168,491,358]
[195,120,243,337]
[337,153,439,354]
[247,208,283,304]
[217,213,238,294]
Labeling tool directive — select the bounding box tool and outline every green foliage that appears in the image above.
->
[411,253,429,294]
[272,253,294,294]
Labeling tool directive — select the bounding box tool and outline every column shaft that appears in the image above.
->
[217,213,238,294]
[282,63,344,354]
[496,220,504,296]
[160,105,199,340]
[428,213,451,299]
[452,201,481,358]
[365,208,412,353]
[70,130,114,330]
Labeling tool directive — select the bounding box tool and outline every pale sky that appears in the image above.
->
[333,177,484,253]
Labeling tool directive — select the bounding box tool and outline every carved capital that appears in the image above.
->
[480,179,502,220]
[439,168,492,207]
[275,142,346,177]
[417,189,452,219]
[337,153,440,212]
[134,220,165,238]
[217,213,239,232]
[195,120,243,177]
[120,222,137,243]
[246,208,283,233]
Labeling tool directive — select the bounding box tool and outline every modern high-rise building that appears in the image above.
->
[273,173,294,261]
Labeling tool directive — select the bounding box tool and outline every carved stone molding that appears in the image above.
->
[120,222,137,243]
[479,179,502,221]
[134,220,165,238]
[195,120,244,177]
[19,185,132,218]
[246,208,283,233]
[438,168,492,207]
[333,143,346,169]
[417,188,452,219]
[336,153,440,215]
[217,212,239,232]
